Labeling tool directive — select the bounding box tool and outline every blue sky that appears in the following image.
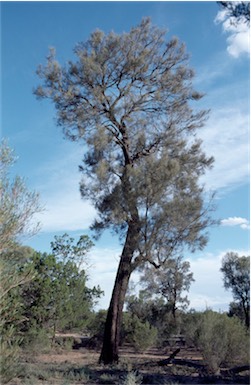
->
[1,1,250,311]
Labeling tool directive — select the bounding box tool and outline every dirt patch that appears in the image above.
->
[9,342,250,385]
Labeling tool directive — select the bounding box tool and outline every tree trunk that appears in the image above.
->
[244,305,250,328]
[99,222,138,364]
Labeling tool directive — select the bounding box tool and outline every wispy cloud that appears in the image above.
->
[215,7,250,58]
[199,104,249,192]
[221,216,250,230]
[35,102,249,232]
[87,247,121,309]
[33,142,97,233]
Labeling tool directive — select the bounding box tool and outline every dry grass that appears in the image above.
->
[8,338,249,385]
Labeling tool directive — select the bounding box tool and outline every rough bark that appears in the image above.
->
[99,221,139,364]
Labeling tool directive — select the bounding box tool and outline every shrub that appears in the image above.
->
[87,309,107,338]
[0,330,21,384]
[21,326,50,354]
[122,370,142,385]
[124,315,157,353]
[185,310,249,374]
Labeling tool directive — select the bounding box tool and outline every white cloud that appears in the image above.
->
[33,143,97,233]
[221,216,250,230]
[87,247,121,310]
[215,8,250,58]
[199,105,249,191]
[188,249,249,311]
[36,196,96,232]
[87,247,249,312]
[35,103,249,232]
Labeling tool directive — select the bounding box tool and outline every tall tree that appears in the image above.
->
[34,18,215,364]
[220,252,250,328]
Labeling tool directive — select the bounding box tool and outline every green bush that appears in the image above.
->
[0,332,21,384]
[21,326,51,354]
[87,310,107,339]
[185,310,249,374]
[124,314,157,353]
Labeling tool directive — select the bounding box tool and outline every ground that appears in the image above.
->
[9,334,250,385]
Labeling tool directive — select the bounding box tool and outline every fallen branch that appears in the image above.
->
[228,365,250,374]
[171,358,204,370]
[157,348,181,366]
[138,348,181,368]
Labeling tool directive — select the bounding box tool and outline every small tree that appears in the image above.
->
[220,252,250,328]
[0,140,41,383]
[21,243,103,344]
[35,18,215,364]
[51,232,94,268]
[141,257,194,319]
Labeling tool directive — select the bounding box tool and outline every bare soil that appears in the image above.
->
[9,334,250,385]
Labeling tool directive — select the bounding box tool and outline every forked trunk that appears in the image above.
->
[99,223,138,364]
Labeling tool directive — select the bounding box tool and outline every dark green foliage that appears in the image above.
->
[20,249,103,342]
[221,252,250,328]
[86,309,107,347]
[122,313,157,352]
[51,232,94,267]
[228,301,247,324]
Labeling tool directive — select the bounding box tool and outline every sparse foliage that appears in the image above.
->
[141,257,194,318]
[51,232,94,268]
[35,18,215,364]
[0,140,41,253]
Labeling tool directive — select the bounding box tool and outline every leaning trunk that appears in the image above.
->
[99,222,138,364]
